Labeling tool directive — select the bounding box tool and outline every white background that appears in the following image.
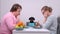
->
[0,0,60,23]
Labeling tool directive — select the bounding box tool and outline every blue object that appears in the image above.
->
[28,23,35,27]
[16,27,23,30]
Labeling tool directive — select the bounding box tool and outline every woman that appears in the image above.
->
[0,3,22,34]
[41,6,57,34]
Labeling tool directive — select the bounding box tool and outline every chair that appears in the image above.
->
[57,17,60,34]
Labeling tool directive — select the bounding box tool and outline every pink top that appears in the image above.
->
[0,12,18,34]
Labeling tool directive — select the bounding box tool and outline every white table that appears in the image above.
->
[13,28,50,34]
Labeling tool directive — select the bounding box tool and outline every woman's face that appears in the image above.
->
[15,8,22,16]
[42,10,51,18]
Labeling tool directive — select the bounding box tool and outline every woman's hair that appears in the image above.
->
[10,3,22,12]
[41,6,52,13]
[29,17,35,20]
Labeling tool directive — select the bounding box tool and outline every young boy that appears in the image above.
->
[26,17,40,28]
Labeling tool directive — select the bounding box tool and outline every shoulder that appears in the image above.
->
[26,22,30,24]
[26,22,30,23]
[3,12,13,18]
[48,15,57,20]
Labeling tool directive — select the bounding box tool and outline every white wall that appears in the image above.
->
[0,0,60,23]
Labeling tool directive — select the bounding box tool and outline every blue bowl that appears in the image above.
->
[16,28,24,30]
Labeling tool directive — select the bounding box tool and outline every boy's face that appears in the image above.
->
[30,19,34,21]
[42,10,51,18]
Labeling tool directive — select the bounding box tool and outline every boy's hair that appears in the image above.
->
[10,3,22,12]
[29,17,35,20]
[41,6,52,13]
